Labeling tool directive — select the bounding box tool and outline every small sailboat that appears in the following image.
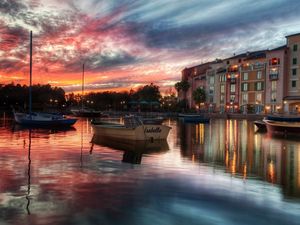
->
[13,31,77,127]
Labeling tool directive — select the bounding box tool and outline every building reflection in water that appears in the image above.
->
[178,119,300,198]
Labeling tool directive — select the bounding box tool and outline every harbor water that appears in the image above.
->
[0,115,300,225]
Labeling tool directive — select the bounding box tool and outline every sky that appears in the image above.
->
[1,0,300,94]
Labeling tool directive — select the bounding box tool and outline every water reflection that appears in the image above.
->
[0,114,300,225]
[91,135,169,164]
[178,119,300,198]
[26,129,32,215]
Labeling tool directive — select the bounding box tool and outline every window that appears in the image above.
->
[256,93,262,103]
[209,86,214,94]
[257,71,262,79]
[219,74,226,82]
[271,92,276,102]
[292,80,297,88]
[238,59,241,63]
[292,68,297,76]
[230,95,235,102]
[230,84,236,92]
[242,83,248,91]
[242,93,248,104]
[227,60,230,64]
[243,72,248,80]
[256,82,264,91]
[220,84,225,93]
[220,95,225,103]
[209,76,214,84]
[293,44,298,52]
[293,58,297,65]
[271,81,277,92]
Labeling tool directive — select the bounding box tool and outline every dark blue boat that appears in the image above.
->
[266,115,300,122]
[178,114,210,123]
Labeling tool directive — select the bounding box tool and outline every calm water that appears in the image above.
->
[0,114,300,225]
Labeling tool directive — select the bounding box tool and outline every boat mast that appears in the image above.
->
[29,31,32,115]
[81,63,84,111]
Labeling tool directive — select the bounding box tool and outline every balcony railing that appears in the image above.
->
[228,78,236,83]
[269,73,279,80]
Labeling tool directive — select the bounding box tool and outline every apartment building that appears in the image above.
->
[240,51,267,114]
[265,46,288,113]
[284,33,300,113]
[178,32,300,114]
[205,59,224,112]
[180,63,211,109]
[224,53,246,112]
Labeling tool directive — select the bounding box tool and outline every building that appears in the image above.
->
[265,46,288,113]
[284,33,300,113]
[240,50,267,114]
[224,53,247,112]
[178,32,300,114]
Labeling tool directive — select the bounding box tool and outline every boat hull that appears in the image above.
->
[264,120,300,135]
[254,120,267,132]
[178,114,210,123]
[71,109,103,117]
[266,115,300,122]
[14,112,77,127]
[92,124,171,141]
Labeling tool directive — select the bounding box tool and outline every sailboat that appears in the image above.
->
[13,31,77,127]
[70,64,103,117]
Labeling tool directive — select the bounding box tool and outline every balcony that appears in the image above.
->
[269,73,279,80]
[227,77,236,83]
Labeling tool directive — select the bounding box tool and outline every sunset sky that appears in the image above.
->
[1,0,300,93]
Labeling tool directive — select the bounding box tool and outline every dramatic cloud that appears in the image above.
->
[0,0,300,93]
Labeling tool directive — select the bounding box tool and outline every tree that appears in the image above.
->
[192,87,206,109]
[175,80,190,93]
[134,83,161,102]
[175,80,190,110]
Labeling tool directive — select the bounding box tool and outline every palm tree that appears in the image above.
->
[175,80,190,109]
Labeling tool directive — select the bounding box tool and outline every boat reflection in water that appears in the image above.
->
[12,124,77,134]
[91,135,169,164]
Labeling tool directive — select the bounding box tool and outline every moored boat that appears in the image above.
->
[92,116,171,141]
[71,108,103,117]
[254,120,267,132]
[14,112,77,127]
[13,31,77,128]
[266,115,300,122]
[178,113,210,123]
[263,119,300,135]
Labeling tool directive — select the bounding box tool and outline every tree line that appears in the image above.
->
[0,82,181,112]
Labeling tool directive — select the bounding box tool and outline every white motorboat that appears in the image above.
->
[91,116,171,141]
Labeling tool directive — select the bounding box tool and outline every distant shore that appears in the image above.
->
[0,109,266,121]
